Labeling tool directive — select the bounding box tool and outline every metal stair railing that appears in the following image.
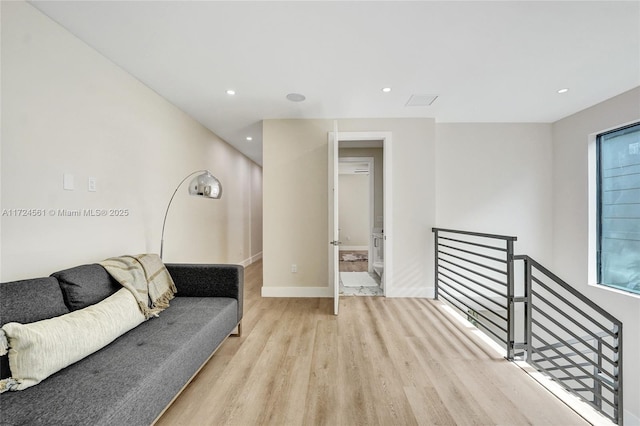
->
[517,255,622,425]
[432,228,518,359]
[432,228,623,425]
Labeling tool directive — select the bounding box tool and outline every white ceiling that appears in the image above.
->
[29,1,640,166]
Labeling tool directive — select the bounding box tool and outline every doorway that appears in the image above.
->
[337,156,382,296]
[328,131,393,315]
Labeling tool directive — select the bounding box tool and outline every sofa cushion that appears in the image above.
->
[0,277,69,380]
[1,288,145,393]
[52,264,120,311]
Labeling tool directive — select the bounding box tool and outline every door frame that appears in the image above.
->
[328,131,393,311]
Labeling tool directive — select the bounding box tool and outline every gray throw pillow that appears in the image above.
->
[51,264,120,311]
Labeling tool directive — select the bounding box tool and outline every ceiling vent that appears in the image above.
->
[405,94,438,107]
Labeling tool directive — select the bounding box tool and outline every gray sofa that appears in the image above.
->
[0,261,243,426]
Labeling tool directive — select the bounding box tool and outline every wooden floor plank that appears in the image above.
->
[157,260,589,426]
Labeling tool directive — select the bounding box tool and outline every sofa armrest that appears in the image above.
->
[165,264,243,323]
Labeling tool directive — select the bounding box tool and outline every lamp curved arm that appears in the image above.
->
[160,170,209,260]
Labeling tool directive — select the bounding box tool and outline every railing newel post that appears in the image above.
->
[434,229,439,300]
[506,239,515,360]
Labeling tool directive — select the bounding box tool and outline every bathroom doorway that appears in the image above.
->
[329,131,392,315]
[337,156,382,296]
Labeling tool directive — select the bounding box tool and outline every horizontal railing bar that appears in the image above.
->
[534,341,596,355]
[597,373,617,389]
[532,312,618,367]
[533,330,612,351]
[438,264,508,299]
[432,227,518,241]
[530,340,616,395]
[437,242,508,264]
[531,279,618,343]
[438,271,508,312]
[438,288,508,338]
[439,256,509,288]
[438,248,508,276]
[524,256,623,327]
[557,375,593,381]
[531,323,617,387]
[437,235,508,253]
[530,285,609,343]
[536,362,593,371]
[537,348,616,377]
[531,302,615,364]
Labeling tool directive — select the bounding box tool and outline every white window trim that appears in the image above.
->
[587,120,640,300]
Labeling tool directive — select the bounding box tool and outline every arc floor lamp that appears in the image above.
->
[160,170,222,260]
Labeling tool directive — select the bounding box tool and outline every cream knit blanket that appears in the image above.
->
[100,254,176,319]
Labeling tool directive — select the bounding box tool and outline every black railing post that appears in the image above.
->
[594,338,603,410]
[433,229,439,300]
[523,256,532,363]
[506,239,515,360]
[615,322,623,426]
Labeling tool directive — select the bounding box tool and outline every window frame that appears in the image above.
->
[596,122,640,295]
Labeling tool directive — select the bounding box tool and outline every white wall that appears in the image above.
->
[0,2,262,280]
[262,118,435,297]
[435,123,554,263]
[340,147,384,229]
[552,87,640,424]
[338,173,369,248]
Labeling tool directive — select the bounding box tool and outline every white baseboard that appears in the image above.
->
[385,286,434,298]
[340,245,368,251]
[261,285,433,298]
[239,251,262,267]
[261,286,332,298]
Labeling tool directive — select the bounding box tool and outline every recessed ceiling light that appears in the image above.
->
[286,93,306,102]
[557,88,569,94]
[382,87,392,93]
[226,89,236,95]
[246,136,253,141]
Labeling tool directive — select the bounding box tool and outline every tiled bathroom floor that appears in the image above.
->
[339,272,383,296]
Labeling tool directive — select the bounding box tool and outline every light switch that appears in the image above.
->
[63,173,74,191]
[88,177,97,192]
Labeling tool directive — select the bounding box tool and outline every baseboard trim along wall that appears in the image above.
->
[385,287,434,298]
[261,286,332,298]
[261,286,434,298]
[240,252,263,267]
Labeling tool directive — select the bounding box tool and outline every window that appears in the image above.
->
[597,122,640,295]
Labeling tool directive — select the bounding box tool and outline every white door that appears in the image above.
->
[329,122,340,315]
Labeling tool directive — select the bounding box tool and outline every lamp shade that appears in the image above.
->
[160,170,223,259]
[188,171,222,199]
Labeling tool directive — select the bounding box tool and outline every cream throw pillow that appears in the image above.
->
[0,288,145,392]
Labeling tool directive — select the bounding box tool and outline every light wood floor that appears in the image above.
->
[157,260,588,426]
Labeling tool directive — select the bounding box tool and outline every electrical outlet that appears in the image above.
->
[291,264,298,273]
